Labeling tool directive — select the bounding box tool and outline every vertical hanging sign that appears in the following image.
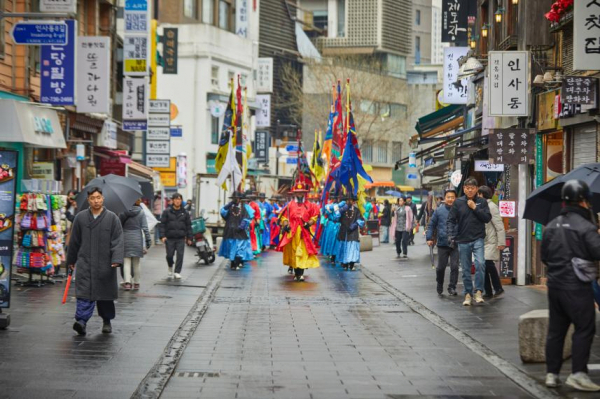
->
[76,36,111,114]
[257,58,273,93]
[443,47,469,104]
[123,0,149,76]
[0,150,18,309]
[442,0,468,45]
[123,76,148,131]
[40,19,77,105]
[235,0,249,38]
[574,1,600,71]
[488,51,529,117]
[162,28,178,74]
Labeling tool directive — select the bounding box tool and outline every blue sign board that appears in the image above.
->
[125,0,148,11]
[285,145,299,152]
[286,158,298,165]
[12,21,68,45]
[170,127,182,138]
[124,120,148,131]
[40,20,76,105]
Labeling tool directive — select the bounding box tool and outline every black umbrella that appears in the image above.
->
[78,174,144,215]
[129,175,154,201]
[523,164,600,225]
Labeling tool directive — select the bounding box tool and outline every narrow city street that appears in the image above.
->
[2,236,599,398]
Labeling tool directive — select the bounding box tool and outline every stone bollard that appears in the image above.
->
[360,235,373,252]
[518,309,573,363]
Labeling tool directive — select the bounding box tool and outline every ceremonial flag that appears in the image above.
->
[310,130,325,185]
[338,105,372,195]
[217,130,243,190]
[235,76,244,169]
[322,85,335,163]
[331,80,343,161]
[215,81,236,174]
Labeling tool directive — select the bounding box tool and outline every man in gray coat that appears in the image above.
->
[67,187,124,335]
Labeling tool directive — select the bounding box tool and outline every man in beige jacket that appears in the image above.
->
[478,186,506,298]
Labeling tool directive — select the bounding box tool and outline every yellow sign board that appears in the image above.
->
[152,157,176,172]
[125,59,147,74]
[160,172,176,187]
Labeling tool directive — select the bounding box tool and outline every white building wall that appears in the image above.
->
[431,0,448,65]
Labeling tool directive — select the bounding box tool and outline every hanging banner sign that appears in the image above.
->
[162,28,178,74]
[40,19,76,105]
[489,128,535,165]
[488,51,529,116]
[235,0,249,38]
[256,94,271,127]
[257,58,273,93]
[0,150,18,309]
[254,130,269,163]
[124,35,149,75]
[574,1,600,71]
[442,0,468,45]
[76,36,111,114]
[443,47,469,104]
[122,76,148,131]
[561,76,598,106]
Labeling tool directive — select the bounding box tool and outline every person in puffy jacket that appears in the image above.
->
[477,186,506,299]
[542,180,600,392]
[119,199,151,291]
[427,189,459,297]
[159,193,192,280]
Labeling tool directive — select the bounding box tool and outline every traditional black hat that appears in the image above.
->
[229,191,244,200]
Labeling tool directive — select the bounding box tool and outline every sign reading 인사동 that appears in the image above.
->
[574,0,600,71]
[256,94,271,128]
[122,76,148,131]
[40,20,76,106]
[443,47,469,104]
[76,36,111,114]
[499,201,516,218]
[441,0,468,45]
[488,51,529,117]
[11,21,68,45]
[561,76,598,106]
[257,58,273,93]
[489,128,535,165]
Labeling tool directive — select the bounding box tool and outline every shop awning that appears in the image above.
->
[0,99,66,149]
[418,123,483,144]
[364,181,395,189]
[94,149,132,164]
[127,161,158,180]
[422,160,450,177]
[415,105,465,138]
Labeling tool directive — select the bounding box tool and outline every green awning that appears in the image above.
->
[247,169,271,176]
[415,104,464,137]
[0,91,29,101]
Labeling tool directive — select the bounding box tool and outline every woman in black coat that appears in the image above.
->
[119,199,151,290]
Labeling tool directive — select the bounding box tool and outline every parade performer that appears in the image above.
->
[277,183,320,281]
[258,193,272,250]
[218,192,254,270]
[336,194,364,270]
[269,195,282,248]
[323,196,344,262]
[246,193,262,254]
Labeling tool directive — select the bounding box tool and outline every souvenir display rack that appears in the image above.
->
[13,192,67,287]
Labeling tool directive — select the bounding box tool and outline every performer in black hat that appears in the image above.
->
[335,193,364,271]
[218,192,254,270]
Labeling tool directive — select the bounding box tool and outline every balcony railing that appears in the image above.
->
[498,35,518,51]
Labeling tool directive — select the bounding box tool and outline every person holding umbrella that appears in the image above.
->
[119,198,151,290]
[542,180,600,391]
[67,187,124,335]
[159,193,193,279]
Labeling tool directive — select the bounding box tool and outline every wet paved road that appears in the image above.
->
[159,251,532,399]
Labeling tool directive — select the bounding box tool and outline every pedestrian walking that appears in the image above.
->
[406,196,418,245]
[542,180,600,392]
[336,194,365,271]
[152,192,166,244]
[447,177,492,306]
[426,189,459,296]
[66,187,124,335]
[219,192,254,270]
[380,199,392,244]
[393,197,415,259]
[119,198,151,291]
[477,186,506,299]
[159,193,192,279]
[277,182,320,281]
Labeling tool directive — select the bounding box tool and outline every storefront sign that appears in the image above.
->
[474,160,504,172]
[162,28,178,74]
[537,90,560,131]
[574,0,600,71]
[499,201,516,218]
[124,3,149,34]
[40,19,76,105]
[32,116,55,134]
[489,128,535,165]
[41,0,77,13]
[76,36,111,114]
[441,0,468,45]
[561,76,598,106]
[122,76,148,131]
[100,157,126,176]
[489,51,529,116]
[254,130,269,163]
[124,35,149,75]
[256,94,271,128]
[160,172,176,187]
[535,134,544,240]
[146,140,170,154]
[147,155,170,168]
[148,114,170,127]
[31,161,54,180]
[443,47,469,104]
[149,99,170,114]
[545,132,563,182]
[170,126,182,138]
[235,0,249,38]
[257,58,273,93]
[0,150,17,308]
[500,236,515,278]
[147,127,170,140]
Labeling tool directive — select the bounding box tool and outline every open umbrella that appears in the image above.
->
[77,174,144,215]
[385,190,403,198]
[523,164,600,225]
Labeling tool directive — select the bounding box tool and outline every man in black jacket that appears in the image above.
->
[447,178,491,306]
[380,200,392,243]
[542,180,600,392]
[160,193,192,279]
[406,196,418,245]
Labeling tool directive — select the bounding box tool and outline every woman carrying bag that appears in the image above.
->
[120,199,151,290]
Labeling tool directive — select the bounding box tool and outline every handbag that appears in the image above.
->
[557,216,599,283]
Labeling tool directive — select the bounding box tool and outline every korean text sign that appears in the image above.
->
[163,28,178,74]
[442,0,468,45]
[443,47,469,104]
[489,128,535,165]
[489,51,529,116]
[561,76,598,106]
[256,95,271,128]
[574,1,600,71]
[257,58,273,93]
[254,131,269,162]
[76,36,110,114]
[40,19,76,105]
[122,76,148,131]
